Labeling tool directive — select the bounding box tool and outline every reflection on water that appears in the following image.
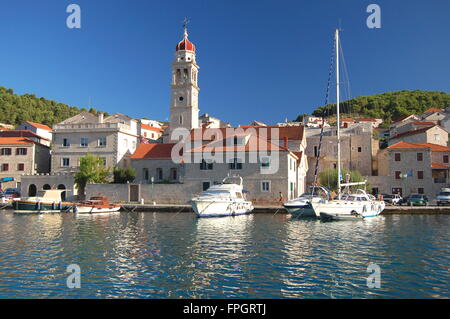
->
[0,210,448,298]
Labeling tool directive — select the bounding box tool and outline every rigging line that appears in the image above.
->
[339,39,352,116]
[312,33,335,191]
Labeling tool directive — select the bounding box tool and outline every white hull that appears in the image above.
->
[312,200,385,220]
[190,199,253,218]
[75,206,121,214]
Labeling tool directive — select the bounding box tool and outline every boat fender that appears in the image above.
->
[58,202,63,210]
[52,202,56,210]
[36,201,41,211]
[73,205,78,213]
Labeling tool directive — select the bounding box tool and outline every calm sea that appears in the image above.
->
[0,210,448,299]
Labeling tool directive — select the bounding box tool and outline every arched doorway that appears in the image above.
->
[57,184,66,201]
[28,184,37,197]
[43,184,51,190]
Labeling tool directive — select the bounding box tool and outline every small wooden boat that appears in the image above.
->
[75,196,121,214]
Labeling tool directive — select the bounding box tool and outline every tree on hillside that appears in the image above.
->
[309,90,450,123]
[74,155,111,195]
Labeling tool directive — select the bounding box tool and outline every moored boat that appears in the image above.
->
[13,189,75,214]
[75,196,121,214]
[283,186,329,217]
[189,176,254,218]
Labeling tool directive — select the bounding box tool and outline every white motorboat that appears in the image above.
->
[189,176,254,218]
[310,29,385,221]
[283,186,329,217]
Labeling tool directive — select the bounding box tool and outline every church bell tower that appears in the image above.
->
[167,21,200,142]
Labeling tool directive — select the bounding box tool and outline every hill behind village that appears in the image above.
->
[0,86,105,127]
[302,90,450,127]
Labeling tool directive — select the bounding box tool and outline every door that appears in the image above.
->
[129,184,140,202]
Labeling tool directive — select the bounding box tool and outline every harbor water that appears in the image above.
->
[0,210,448,298]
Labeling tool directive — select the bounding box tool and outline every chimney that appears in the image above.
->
[283,136,288,149]
[98,113,104,124]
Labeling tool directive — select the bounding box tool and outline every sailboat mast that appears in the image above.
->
[336,28,341,199]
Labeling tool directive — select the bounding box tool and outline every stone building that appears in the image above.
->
[0,137,50,189]
[304,123,377,185]
[389,125,447,146]
[16,121,52,142]
[369,141,450,200]
[51,111,139,173]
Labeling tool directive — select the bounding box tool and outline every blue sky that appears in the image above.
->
[0,0,448,126]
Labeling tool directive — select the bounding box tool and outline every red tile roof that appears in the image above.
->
[0,137,35,145]
[341,118,355,122]
[187,135,287,153]
[25,121,52,131]
[389,125,438,140]
[0,130,51,141]
[424,108,443,114]
[130,143,176,159]
[388,141,450,152]
[141,123,164,133]
[431,162,449,169]
[357,118,378,122]
[411,121,435,126]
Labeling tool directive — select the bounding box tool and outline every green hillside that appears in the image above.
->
[0,86,104,127]
[302,90,450,127]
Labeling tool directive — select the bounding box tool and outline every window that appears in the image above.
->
[200,159,213,170]
[179,116,183,125]
[233,136,238,145]
[261,181,270,192]
[98,137,107,147]
[1,163,9,171]
[143,168,149,181]
[418,188,424,194]
[1,148,11,156]
[394,153,401,161]
[395,171,401,179]
[202,181,210,191]
[99,157,106,167]
[170,168,177,181]
[357,147,362,152]
[434,134,441,141]
[444,155,449,164]
[261,157,270,168]
[62,158,70,167]
[417,171,424,179]
[417,153,423,161]
[80,138,88,147]
[313,146,318,157]
[17,163,25,171]
[156,168,163,180]
[16,148,27,155]
[229,158,242,170]
[63,138,70,147]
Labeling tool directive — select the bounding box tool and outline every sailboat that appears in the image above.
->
[311,29,385,221]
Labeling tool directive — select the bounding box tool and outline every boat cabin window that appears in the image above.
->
[235,192,243,198]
